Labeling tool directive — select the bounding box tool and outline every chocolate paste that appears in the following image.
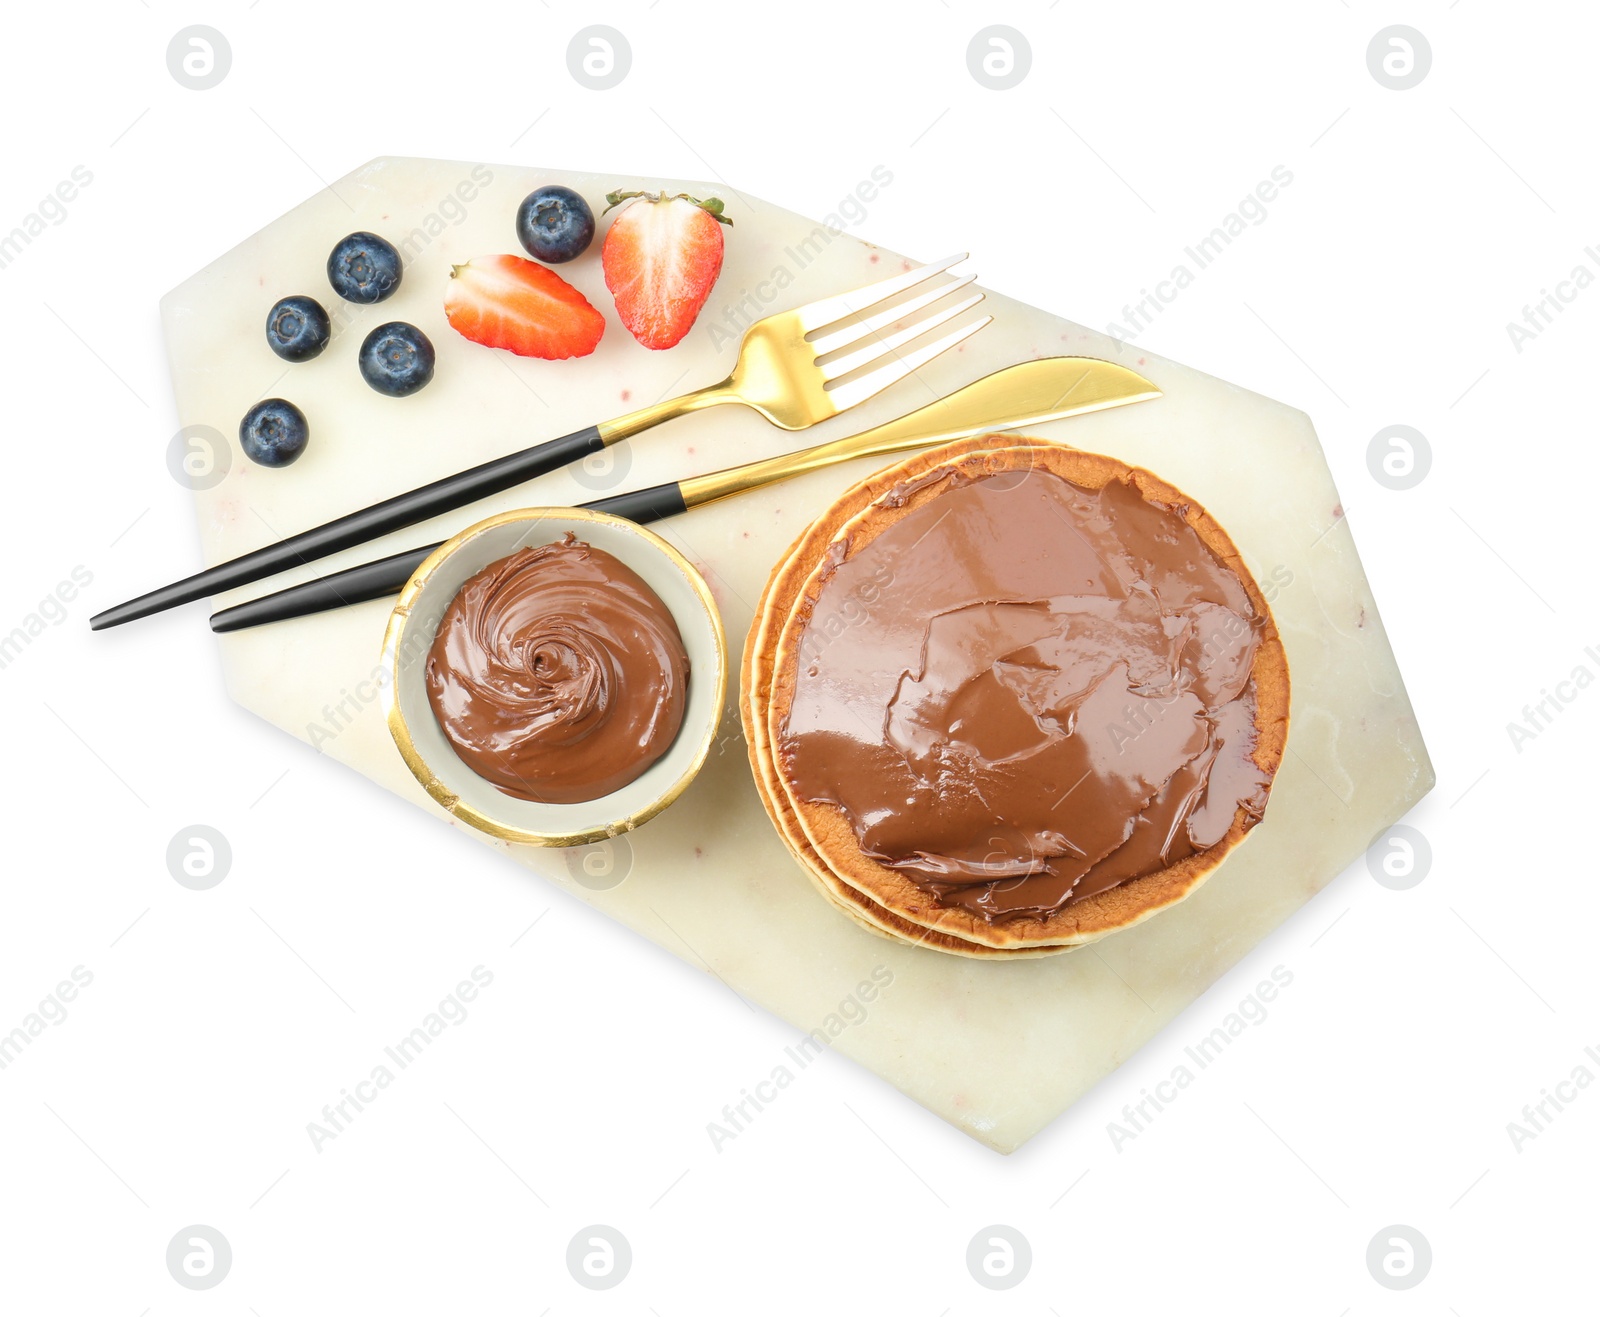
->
[779,468,1271,922]
[426,534,690,804]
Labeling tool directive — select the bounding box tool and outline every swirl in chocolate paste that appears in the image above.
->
[426,534,690,805]
[779,468,1273,922]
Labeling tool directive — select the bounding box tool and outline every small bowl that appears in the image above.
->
[380,506,726,846]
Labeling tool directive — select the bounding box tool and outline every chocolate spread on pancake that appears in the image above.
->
[426,534,690,805]
[779,467,1271,922]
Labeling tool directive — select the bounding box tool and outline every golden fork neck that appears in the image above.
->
[597,377,738,446]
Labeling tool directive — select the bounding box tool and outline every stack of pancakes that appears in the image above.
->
[741,436,1290,959]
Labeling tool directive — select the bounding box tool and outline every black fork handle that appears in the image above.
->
[91,425,606,630]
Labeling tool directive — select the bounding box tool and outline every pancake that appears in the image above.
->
[745,436,1289,955]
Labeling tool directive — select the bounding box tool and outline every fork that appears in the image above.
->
[90,255,989,630]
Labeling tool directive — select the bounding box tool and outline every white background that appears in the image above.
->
[1,1,1594,1311]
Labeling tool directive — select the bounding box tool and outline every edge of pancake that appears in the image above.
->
[739,446,1064,957]
[740,438,1068,957]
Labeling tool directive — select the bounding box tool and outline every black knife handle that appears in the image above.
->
[209,544,440,632]
[583,480,689,523]
[94,424,605,630]
[208,479,691,634]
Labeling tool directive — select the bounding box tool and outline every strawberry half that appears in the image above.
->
[444,255,605,360]
[601,190,730,350]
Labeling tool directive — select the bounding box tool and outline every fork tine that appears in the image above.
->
[807,272,978,358]
[792,253,968,333]
[825,315,993,413]
[817,292,986,381]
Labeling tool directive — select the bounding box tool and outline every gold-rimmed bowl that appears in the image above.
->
[380,506,727,847]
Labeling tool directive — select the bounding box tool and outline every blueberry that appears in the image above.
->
[240,398,310,467]
[359,321,435,397]
[516,185,595,264]
[265,294,331,362]
[327,231,402,303]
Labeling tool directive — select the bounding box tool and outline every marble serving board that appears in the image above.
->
[160,157,1432,1153]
